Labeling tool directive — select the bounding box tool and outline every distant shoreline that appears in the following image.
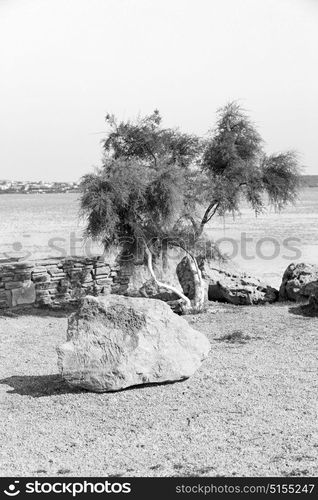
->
[0,190,80,195]
[301,175,318,188]
[1,184,318,195]
[0,175,317,194]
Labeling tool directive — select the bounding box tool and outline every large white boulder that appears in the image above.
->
[57,295,210,392]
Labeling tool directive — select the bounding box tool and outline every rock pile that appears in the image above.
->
[176,257,278,306]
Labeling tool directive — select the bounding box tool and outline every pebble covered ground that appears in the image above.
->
[0,302,317,477]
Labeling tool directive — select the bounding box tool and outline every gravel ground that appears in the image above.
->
[0,302,317,477]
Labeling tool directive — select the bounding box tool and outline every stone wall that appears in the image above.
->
[0,257,130,310]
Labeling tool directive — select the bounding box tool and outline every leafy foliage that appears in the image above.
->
[80,103,302,256]
[103,110,200,169]
[200,102,302,222]
[261,151,301,209]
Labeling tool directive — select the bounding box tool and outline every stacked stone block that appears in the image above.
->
[0,262,35,308]
[0,256,131,310]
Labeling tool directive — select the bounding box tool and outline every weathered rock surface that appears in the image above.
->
[176,257,209,302]
[207,271,278,305]
[11,281,36,307]
[57,295,210,392]
[137,279,184,314]
[138,279,180,301]
[279,263,318,302]
[177,257,278,305]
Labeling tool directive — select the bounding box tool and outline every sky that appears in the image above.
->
[1,0,317,181]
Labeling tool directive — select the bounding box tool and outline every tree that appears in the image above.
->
[198,103,300,232]
[80,103,301,313]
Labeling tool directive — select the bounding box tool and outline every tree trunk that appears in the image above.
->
[144,244,192,312]
[143,242,207,315]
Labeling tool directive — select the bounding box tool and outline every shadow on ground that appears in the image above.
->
[289,304,318,318]
[0,374,186,398]
[0,306,74,319]
[0,374,82,397]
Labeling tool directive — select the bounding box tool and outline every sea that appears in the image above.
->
[0,188,317,288]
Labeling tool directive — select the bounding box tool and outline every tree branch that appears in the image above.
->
[143,143,157,168]
[196,200,219,237]
[184,214,198,232]
[205,202,220,223]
